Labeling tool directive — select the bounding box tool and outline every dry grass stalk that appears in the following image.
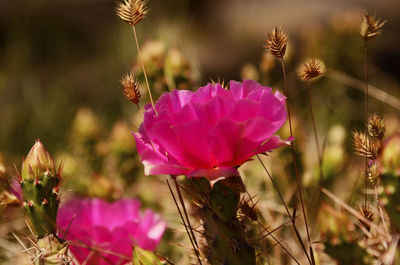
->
[115,0,148,26]
[264,27,288,58]
[121,72,141,108]
[360,12,386,42]
[352,131,381,160]
[298,58,325,82]
[359,203,374,231]
[265,26,314,264]
[367,113,385,139]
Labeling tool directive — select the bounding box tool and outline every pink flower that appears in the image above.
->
[134,80,290,179]
[57,198,166,265]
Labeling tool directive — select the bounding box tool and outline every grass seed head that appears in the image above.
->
[367,163,380,184]
[264,27,288,59]
[121,72,141,107]
[116,0,148,26]
[360,12,386,42]
[367,113,385,139]
[297,58,326,82]
[352,131,381,160]
[359,203,374,231]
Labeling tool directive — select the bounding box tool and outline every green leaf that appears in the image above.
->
[132,247,165,265]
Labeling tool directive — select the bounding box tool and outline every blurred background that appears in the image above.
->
[1,0,400,264]
[0,0,399,156]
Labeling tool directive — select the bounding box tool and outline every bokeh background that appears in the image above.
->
[1,0,400,264]
[1,0,399,156]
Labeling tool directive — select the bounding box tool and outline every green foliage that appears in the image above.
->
[325,238,370,265]
[132,247,166,265]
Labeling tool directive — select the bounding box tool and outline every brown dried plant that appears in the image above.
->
[0,191,21,207]
[359,203,374,231]
[264,27,288,58]
[298,58,326,82]
[367,113,385,140]
[353,131,381,159]
[121,72,141,108]
[360,12,386,42]
[367,163,380,184]
[115,0,148,26]
[352,131,381,160]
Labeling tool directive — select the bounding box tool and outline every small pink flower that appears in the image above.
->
[57,198,166,265]
[134,80,290,179]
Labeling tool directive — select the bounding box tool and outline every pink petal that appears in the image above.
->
[259,93,287,127]
[135,210,166,250]
[188,166,239,180]
[209,118,245,165]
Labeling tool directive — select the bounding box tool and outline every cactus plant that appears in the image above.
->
[19,140,61,238]
[34,234,70,265]
[188,177,256,265]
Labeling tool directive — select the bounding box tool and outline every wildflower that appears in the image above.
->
[264,27,288,58]
[57,198,166,265]
[297,58,325,82]
[134,80,290,179]
[116,0,148,26]
[360,12,386,42]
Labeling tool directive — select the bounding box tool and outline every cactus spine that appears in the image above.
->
[189,176,256,265]
[20,139,61,238]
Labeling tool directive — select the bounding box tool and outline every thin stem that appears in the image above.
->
[305,82,324,182]
[256,220,300,265]
[131,25,157,114]
[374,179,390,237]
[363,43,368,206]
[280,57,314,265]
[256,155,311,264]
[172,176,200,250]
[165,178,203,265]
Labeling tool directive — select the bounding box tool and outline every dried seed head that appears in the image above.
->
[352,131,381,160]
[367,163,380,184]
[121,72,141,107]
[264,27,288,58]
[297,58,326,82]
[360,12,386,42]
[0,191,21,208]
[367,113,385,139]
[359,203,374,231]
[116,0,148,26]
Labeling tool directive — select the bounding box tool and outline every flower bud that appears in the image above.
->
[21,139,55,181]
[20,140,61,238]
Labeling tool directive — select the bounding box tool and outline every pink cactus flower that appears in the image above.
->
[134,80,290,179]
[57,198,166,265]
